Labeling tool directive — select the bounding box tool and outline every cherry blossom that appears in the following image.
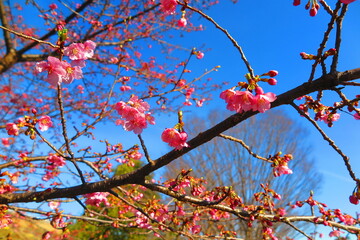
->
[63,40,96,60]
[177,17,187,27]
[115,95,155,134]
[6,122,19,136]
[160,0,177,15]
[46,154,66,170]
[38,115,53,132]
[252,88,277,113]
[1,138,12,147]
[35,56,67,85]
[84,192,110,207]
[48,201,60,210]
[161,128,189,150]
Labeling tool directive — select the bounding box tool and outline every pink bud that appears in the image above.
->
[255,87,264,95]
[268,70,278,77]
[349,195,359,205]
[310,7,317,17]
[268,78,277,85]
[31,108,37,115]
[293,0,301,6]
[177,17,187,27]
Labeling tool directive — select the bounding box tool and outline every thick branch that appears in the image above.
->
[1,69,360,204]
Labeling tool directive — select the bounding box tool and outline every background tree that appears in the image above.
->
[165,110,322,239]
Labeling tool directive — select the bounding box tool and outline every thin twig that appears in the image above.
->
[219,134,271,163]
[179,2,254,78]
[286,221,313,240]
[330,3,348,73]
[138,134,154,165]
[0,25,59,49]
[307,2,342,82]
[290,102,358,183]
[57,83,86,184]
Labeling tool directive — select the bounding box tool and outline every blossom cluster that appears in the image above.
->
[115,95,155,134]
[161,128,189,150]
[42,154,66,181]
[297,95,342,127]
[35,40,96,86]
[270,153,293,177]
[6,114,53,139]
[84,192,110,207]
[220,87,277,114]
[220,70,278,114]
[293,0,357,17]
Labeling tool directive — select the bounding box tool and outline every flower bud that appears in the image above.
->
[268,78,277,85]
[293,0,301,6]
[267,70,278,77]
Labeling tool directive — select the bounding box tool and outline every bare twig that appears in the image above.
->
[179,2,254,78]
[290,102,358,183]
[218,134,271,163]
[138,134,154,165]
[0,25,59,49]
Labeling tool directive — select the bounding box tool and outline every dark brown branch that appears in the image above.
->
[330,3,348,72]
[1,69,360,204]
[0,0,13,52]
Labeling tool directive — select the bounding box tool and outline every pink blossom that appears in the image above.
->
[63,63,83,84]
[160,0,177,15]
[115,96,154,134]
[353,112,360,120]
[191,225,201,234]
[161,128,189,150]
[84,192,110,207]
[49,3,58,10]
[196,51,204,59]
[77,85,84,93]
[38,115,53,132]
[1,138,12,147]
[120,86,132,91]
[252,92,277,113]
[320,112,340,124]
[340,0,356,3]
[273,164,293,177]
[48,201,60,210]
[277,208,287,216]
[64,40,96,60]
[177,17,187,27]
[329,229,344,237]
[47,154,65,170]
[196,98,206,107]
[35,56,67,85]
[6,123,19,136]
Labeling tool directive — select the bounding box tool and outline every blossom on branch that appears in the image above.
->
[63,40,96,61]
[161,128,189,150]
[160,0,177,15]
[115,95,155,134]
[38,115,53,132]
[84,192,110,207]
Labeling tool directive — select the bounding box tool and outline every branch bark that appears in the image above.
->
[1,69,360,204]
